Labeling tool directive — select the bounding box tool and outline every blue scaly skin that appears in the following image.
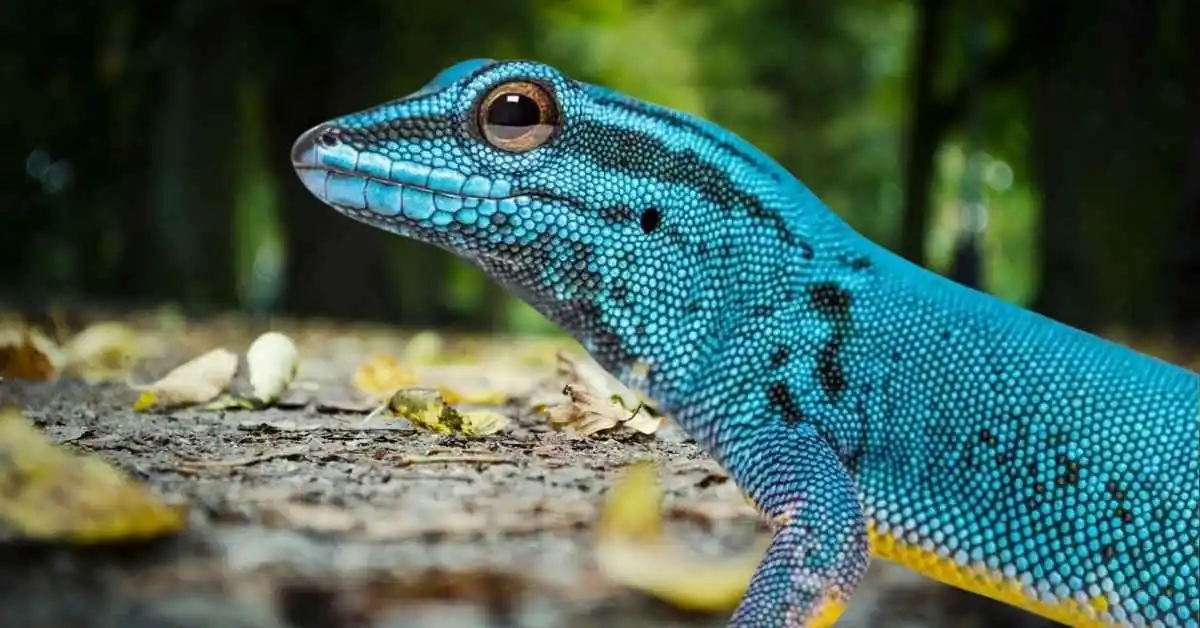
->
[291,59,1200,627]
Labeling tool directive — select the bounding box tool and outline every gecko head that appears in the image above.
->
[292,58,771,403]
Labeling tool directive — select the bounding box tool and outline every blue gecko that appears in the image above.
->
[290,59,1200,627]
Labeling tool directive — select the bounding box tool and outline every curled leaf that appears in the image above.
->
[377,388,510,438]
[62,321,140,382]
[245,331,298,404]
[595,461,764,614]
[544,383,660,437]
[0,325,63,381]
[352,354,418,401]
[0,408,187,543]
[542,351,662,436]
[131,348,239,411]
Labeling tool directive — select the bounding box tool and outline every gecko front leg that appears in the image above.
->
[727,423,870,628]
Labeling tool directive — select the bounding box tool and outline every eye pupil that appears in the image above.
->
[486,94,541,139]
[478,81,559,152]
[640,207,661,234]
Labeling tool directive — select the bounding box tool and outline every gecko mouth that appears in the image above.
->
[291,123,527,232]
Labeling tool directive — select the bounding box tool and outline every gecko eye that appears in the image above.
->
[478,81,559,153]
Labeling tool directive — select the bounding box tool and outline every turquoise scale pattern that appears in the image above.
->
[292,59,1200,627]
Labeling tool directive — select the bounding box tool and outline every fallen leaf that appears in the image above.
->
[352,354,418,401]
[541,351,662,436]
[544,383,661,437]
[131,348,239,411]
[61,321,140,382]
[594,460,766,614]
[375,388,511,438]
[0,408,187,543]
[439,387,509,406]
[0,325,63,381]
[245,331,299,404]
[402,330,445,364]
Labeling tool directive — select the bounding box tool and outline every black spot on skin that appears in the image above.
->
[940,329,951,341]
[769,345,790,368]
[1055,471,1079,486]
[1033,482,1046,494]
[808,283,852,316]
[684,301,702,314]
[798,241,815,260]
[490,213,509,226]
[1107,481,1126,501]
[610,284,630,306]
[635,324,646,336]
[816,344,846,401]
[806,282,853,402]
[840,254,872,272]
[752,304,774,317]
[980,428,997,446]
[1101,544,1116,560]
[1115,507,1134,524]
[1027,463,1039,477]
[995,452,1010,464]
[696,242,708,257]
[765,381,806,425]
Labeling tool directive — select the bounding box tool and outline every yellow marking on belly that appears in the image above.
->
[867,524,1116,628]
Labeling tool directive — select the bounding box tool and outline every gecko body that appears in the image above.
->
[292,59,1200,627]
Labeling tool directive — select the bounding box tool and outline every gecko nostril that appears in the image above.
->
[316,131,340,148]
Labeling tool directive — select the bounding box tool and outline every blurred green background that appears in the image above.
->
[1,0,1196,342]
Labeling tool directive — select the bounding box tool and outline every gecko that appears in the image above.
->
[290,59,1200,627]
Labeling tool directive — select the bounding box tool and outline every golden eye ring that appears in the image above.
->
[477,80,559,153]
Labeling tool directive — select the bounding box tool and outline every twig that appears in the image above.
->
[393,453,512,467]
[176,445,310,472]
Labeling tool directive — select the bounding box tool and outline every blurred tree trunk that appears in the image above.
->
[139,1,241,306]
[898,0,944,266]
[1031,0,1187,332]
[1167,0,1200,345]
[899,1,1068,269]
[256,2,400,322]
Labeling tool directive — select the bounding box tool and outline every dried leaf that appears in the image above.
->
[352,354,418,401]
[377,388,510,438]
[62,321,140,382]
[594,461,764,614]
[544,384,660,437]
[131,348,239,411]
[0,408,186,543]
[541,351,662,436]
[0,325,63,381]
[245,331,298,404]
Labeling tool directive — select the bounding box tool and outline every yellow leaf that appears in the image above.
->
[379,388,510,438]
[0,408,186,543]
[352,354,418,401]
[62,321,140,382]
[439,387,509,406]
[245,331,298,404]
[0,325,63,381]
[130,348,238,411]
[594,461,765,614]
[457,410,512,437]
